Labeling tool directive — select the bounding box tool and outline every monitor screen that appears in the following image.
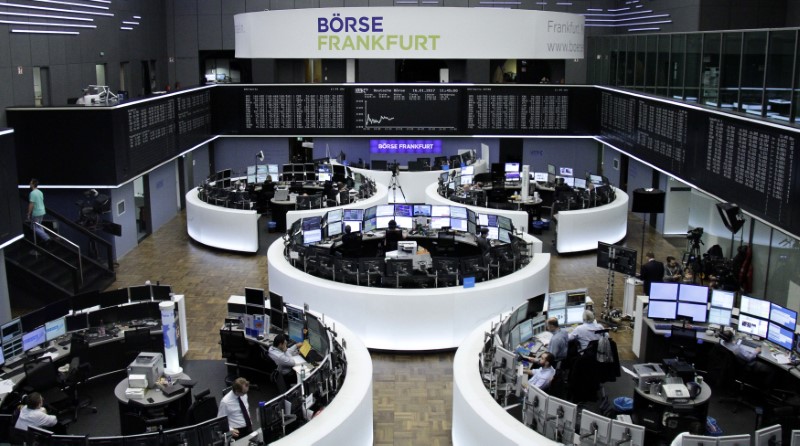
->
[461,165,474,175]
[498,228,511,243]
[439,172,449,183]
[45,317,66,342]
[376,204,395,217]
[768,322,794,351]
[129,285,152,302]
[589,174,603,184]
[459,174,472,185]
[327,209,343,224]
[677,302,707,323]
[566,305,585,325]
[497,216,512,231]
[559,167,574,176]
[431,205,450,217]
[343,209,363,221]
[327,222,343,237]
[450,217,467,233]
[66,313,89,332]
[477,214,488,227]
[71,291,100,312]
[151,285,172,301]
[1,319,21,343]
[376,216,393,229]
[548,308,566,326]
[519,320,533,344]
[449,207,467,220]
[100,288,129,308]
[343,221,361,233]
[394,204,413,217]
[303,229,322,244]
[245,288,265,306]
[504,172,520,182]
[504,162,520,173]
[740,295,770,319]
[738,314,768,338]
[678,284,709,304]
[562,177,575,187]
[302,216,322,231]
[22,325,46,352]
[431,217,451,230]
[574,178,587,189]
[413,205,431,217]
[647,300,677,320]
[770,303,797,331]
[394,216,413,229]
[364,206,377,220]
[708,307,732,326]
[533,172,548,182]
[649,282,678,301]
[548,292,567,309]
[710,289,735,309]
[486,227,498,240]
[363,217,377,232]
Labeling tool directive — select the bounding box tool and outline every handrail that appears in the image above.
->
[42,207,115,272]
[19,240,80,294]
[34,222,83,287]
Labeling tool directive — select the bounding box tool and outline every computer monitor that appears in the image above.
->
[526,384,549,434]
[284,382,304,417]
[504,162,520,173]
[678,284,709,304]
[71,290,100,312]
[363,206,377,220]
[559,167,573,176]
[162,425,201,446]
[562,177,575,187]
[65,313,88,333]
[343,221,361,233]
[123,432,161,446]
[1,318,21,344]
[544,396,577,442]
[460,165,474,175]
[738,314,769,338]
[195,416,229,446]
[579,410,611,445]
[326,221,342,238]
[151,285,172,301]
[716,434,751,446]
[589,174,603,184]
[518,320,533,344]
[244,287,265,307]
[681,434,719,446]
[412,204,431,217]
[533,172,548,182]
[394,204,413,218]
[376,204,394,217]
[708,307,732,326]
[677,302,707,323]
[286,305,305,344]
[497,227,510,243]
[740,295,770,319]
[566,305,585,325]
[363,217,377,233]
[647,300,677,320]
[711,289,735,309]
[547,291,567,310]
[393,216,413,229]
[770,303,797,331]
[269,292,284,330]
[492,345,515,372]
[548,308,566,326]
[573,178,587,189]
[343,209,363,221]
[429,205,448,218]
[303,229,322,244]
[431,217,451,230]
[768,322,794,351]
[566,289,587,306]
[327,209,343,224]
[129,285,152,302]
[22,325,46,352]
[609,419,645,446]
[100,288,129,308]
[376,216,393,229]
[45,317,66,342]
[302,216,322,231]
[754,425,782,446]
[649,282,678,300]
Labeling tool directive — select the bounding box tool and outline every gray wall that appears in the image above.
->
[191,144,212,187]
[522,138,599,177]
[213,138,291,175]
[148,161,180,234]
[601,145,622,188]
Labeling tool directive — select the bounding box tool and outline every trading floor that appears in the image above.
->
[49,208,682,446]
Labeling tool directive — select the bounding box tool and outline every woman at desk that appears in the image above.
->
[384,220,405,252]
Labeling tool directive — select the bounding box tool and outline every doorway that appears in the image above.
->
[134,176,151,242]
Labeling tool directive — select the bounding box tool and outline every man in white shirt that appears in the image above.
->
[217,377,253,439]
[524,352,556,390]
[15,392,59,433]
[569,310,606,351]
[269,334,300,385]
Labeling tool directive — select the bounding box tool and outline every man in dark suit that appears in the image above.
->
[639,251,665,296]
[340,225,362,258]
[384,219,404,252]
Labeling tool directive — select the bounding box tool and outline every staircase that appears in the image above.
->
[5,209,116,300]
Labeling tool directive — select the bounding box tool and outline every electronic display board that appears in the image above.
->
[176,89,212,152]
[351,86,461,134]
[124,98,177,174]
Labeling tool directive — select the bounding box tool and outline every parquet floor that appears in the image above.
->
[102,210,685,445]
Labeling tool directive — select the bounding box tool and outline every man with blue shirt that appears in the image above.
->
[524,352,556,390]
[524,317,569,365]
[27,179,51,244]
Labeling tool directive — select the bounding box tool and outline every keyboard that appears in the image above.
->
[741,339,761,349]
[5,357,25,370]
[537,331,553,345]
[58,339,71,347]
[89,334,116,343]
[655,323,673,330]
[2,367,25,380]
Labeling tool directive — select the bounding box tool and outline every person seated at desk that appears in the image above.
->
[384,220,405,252]
[569,310,606,351]
[476,226,491,256]
[720,333,775,385]
[524,317,569,366]
[269,334,300,385]
[15,392,63,434]
[262,176,276,193]
[522,352,556,390]
[554,177,573,194]
[217,377,253,439]
[341,225,362,257]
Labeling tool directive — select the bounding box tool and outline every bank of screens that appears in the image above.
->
[302,217,322,244]
[710,289,735,309]
[498,228,511,243]
[647,300,677,320]
[285,305,305,344]
[769,303,797,331]
[678,284,708,304]
[22,325,46,352]
[66,313,89,332]
[677,302,707,323]
[740,295,770,319]
[461,165,474,175]
[767,322,794,351]
[649,283,678,301]
[327,221,342,237]
[574,178,587,189]
[708,307,732,326]
[245,288,265,307]
[738,314,768,338]
[327,209,343,224]
[548,292,567,310]
[45,317,66,342]
[533,172,548,182]
[413,205,431,217]
[566,305,585,325]
[460,174,473,185]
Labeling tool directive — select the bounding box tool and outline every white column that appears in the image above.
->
[160,301,182,375]
[346,59,356,83]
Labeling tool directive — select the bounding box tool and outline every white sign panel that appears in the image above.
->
[235,8,584,60]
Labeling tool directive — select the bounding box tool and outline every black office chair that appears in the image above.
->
[460,256,489,283]
[335,258,363,286]
[8,394,27,445]
[219,329,250,385]
[185,389,218,425]
[667,326,699,362]
[430,257,459,287]
[23,357,72,418]
[124,327,152,364]
[63,357,97,421]
[316,254,336,281]
[435,231,456,257]
[258,346,287,394]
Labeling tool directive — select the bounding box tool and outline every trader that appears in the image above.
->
[639,252,665,296]
[524,317,569,365]
[269,334,300,385]
[384,219,405,252]
[14,392,62,434]
[475,226,491,256]
[569,310,606,351]
[523,352,556,390]
[217,377,253,439]
[340,225,362,258]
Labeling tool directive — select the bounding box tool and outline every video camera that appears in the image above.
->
[687,227,704,244]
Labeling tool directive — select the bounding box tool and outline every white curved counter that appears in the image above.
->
[267,236,550,351]
[424,182,535,239]
[185,189,260,253]
[452,317,560,446]
[273,313,373,446]
[283,182,389,231]
[555,188,628,254]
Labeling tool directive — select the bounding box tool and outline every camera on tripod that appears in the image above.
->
[686,227,704,245]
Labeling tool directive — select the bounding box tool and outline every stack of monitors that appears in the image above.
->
[767,302,797,351]
[708,289,734,326]
[646,282,678,321]
[325,209,343,238]
[477,214,499,240]
[676,284,708,323]
[431,205,451,230]
[2,319,23,360]
[342,209,363,233]
[461,165,474,185]
[318,165,332,182]
[533,172,548,182]
[504,162,520,183]
[546,291,567,326]
[302,217,322,245]
[738,295,770,339]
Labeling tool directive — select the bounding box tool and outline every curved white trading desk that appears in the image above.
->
[185,189,260,253]
[267,236,550,351]
[273,313,373,446]
[452,317,559,446]
[424,182,535,241]
[283,182,389,231]
[554,187,628,254]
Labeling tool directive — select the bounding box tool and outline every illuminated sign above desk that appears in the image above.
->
[370,139,441,154]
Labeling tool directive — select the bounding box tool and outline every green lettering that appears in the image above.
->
[318,35,328,50]
[386,34,398,50]
[342,35,355,50]
[371,35,385,50]
[429,35,440,50]
[357,35,369,50]
[400,35,412,50]
[415,35,427,50]
[329,35,341,50]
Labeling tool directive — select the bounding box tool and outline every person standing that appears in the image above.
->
[663,256,683,282]
[476,226,491,256]
[27,179,51,244]
[217,377,253,439]
[639,251,665,296]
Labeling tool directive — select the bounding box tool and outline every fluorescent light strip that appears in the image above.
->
[3,3,114,17]
[122,21,139,25]
[536,1,547,4]
[421,1,439,3]
[556,2,572,5]
[120,26,132,30]
[0,11,93,21]
[85,0,111,3]
[586,14,669,23]
[33,0,110,10]
[11,29,79,34]
[586,8,603,11]
[607,7,630,12]
[584,10,653,16]
[133,15,141,19]
[585,20,672,27]
[394,1,418,3]
[0,19,96,28]
[628,27,660,32]
[480,1,521,4]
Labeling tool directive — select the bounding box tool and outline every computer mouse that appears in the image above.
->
[705,329,714,336]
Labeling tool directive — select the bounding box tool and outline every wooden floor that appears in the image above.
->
[105,211,686,446]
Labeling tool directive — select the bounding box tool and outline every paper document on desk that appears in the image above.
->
[773,353,792,365]
[292,355,305,365]
[0,379,13,394]
[537,331,553,346]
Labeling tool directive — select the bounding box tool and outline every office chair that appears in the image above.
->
[667,326,699,362]
[219,329,250,385]
[435,231,456,257]
[23,357,73,417]
[63,357,97,421]
[185,389,218,425]
[124,327,152,365]
[460,256,489,283]
[335,258,363,286]
[9,394,27,445]
[430,257,459,287]
[316,254,336,281]
[259,347,288,394]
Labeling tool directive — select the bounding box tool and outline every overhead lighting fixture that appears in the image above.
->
[480,1,522,4]
[536,1,547,4]
[585,14,669,23]
[421,1,439,3]
[11,29,79,35]
[33,0,109,10]
[86,0,111,3]
[122,21,139,25]
[3,2,114,17]
[628,27,660,32]
[584,10,653,16]
[133,15,141,19]
[607,7,630,12]
[120,26,133,30]
[0,11,93,21]
[0,19,96,28]
[586,8,603,11]
[556,2,573,5]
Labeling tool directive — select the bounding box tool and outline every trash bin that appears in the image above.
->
[613,397,633,414]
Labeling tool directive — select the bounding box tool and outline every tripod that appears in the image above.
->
[602,246,620,329]
[388,169,406,203]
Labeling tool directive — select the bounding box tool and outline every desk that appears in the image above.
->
[115,374,192,435]
[632,381,711,437]
[282,182,388,232]
[186,189,260,253]
[552,187,628,254]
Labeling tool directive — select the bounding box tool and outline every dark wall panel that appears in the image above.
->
[0,131,23,247]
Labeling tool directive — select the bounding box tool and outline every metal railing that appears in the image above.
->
[32,221,83,287]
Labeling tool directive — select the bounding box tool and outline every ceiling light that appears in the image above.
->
[11,29,79,35]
